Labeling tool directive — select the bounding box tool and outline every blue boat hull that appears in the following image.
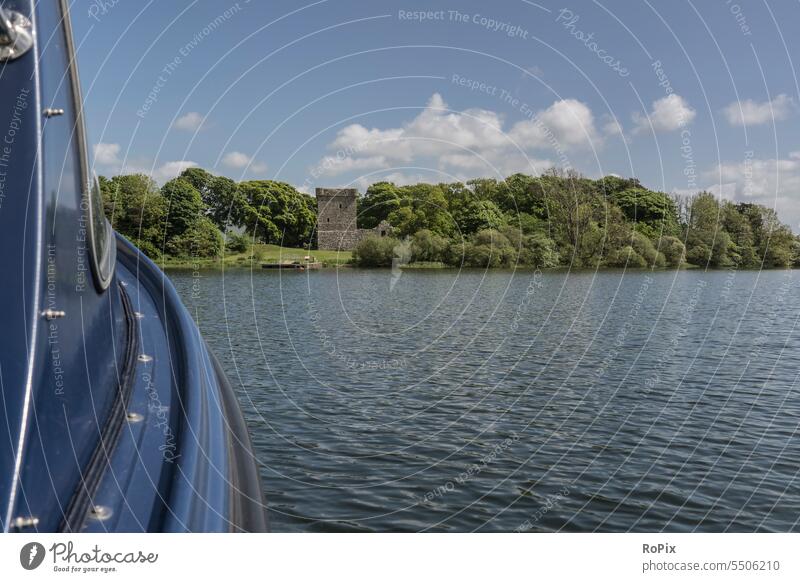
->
[0,0,267,532]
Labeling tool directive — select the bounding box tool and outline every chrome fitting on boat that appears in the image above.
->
[88,505,112,521]
[42,309,66,320]
[10,516,39,530]
[44,108,65,118]
[137,354,153,363]
[126,412,144,423]
[0,6,33,62]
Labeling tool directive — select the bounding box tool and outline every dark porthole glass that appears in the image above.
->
[86,175,115,291]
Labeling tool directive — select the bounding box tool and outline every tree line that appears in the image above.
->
[99,168,316,259]
[99,167,799,270]
[354,169,799,269]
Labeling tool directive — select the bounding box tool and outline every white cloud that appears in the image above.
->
[173,112,206,131]
[153,161,198,182]
[633,94,696,134]
[222,151,251,168]
[92,140,270,184]
[92,142,197,183]
[312,93,598,181]
[312,155,390,177]
[522,65,544,78]
[93,142,121,166]
[94,153,196,185]
[511,98,599,147]
[222,151,268,173]
[722,94,793,127]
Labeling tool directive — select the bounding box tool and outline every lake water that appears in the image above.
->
[168,267,800,532]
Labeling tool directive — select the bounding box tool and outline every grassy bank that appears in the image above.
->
[160,244,353,269]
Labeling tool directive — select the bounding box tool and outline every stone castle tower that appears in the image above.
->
[316,188,391,250]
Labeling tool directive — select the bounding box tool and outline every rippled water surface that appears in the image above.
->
[168,267,800,532]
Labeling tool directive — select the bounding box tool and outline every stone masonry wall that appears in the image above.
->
[316,188,393,251]
[317,228,366,251]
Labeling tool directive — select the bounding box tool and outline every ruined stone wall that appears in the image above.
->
[316,188,394,251]
[317,228,365,251]
[316,188,358,231]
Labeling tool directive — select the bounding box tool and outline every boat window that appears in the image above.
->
[62,0,116,292]
[86,175,116,290]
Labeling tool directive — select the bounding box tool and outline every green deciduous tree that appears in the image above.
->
[165,216,223,258]
[180,167,242,230]
[162,178,204,240]
[388,183,453,237]
[98,167,795,271]
[237,181,316,247]
[684,192,731,267]
[358,182,401,229]
[610,188,680,238]
[99,174,167,258]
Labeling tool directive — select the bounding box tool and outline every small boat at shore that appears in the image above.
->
[0,0,267,532]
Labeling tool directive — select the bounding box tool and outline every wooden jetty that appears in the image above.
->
[262,256,322,270]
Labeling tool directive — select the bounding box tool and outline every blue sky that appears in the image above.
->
[73,0,800,226]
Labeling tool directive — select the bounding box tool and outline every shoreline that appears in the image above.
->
[161,259,795,273]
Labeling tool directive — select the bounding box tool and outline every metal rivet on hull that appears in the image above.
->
[88,506,112,521]
[42,309,66,320]
[126,412,144,423]
[137,354,153,363]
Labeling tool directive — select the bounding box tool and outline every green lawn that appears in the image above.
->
[161,244,353,269]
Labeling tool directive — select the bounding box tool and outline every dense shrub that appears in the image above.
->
[520,231,560,268]
[352,235,399,267]
[685,243,711,266]
[631,232,666,268]
[225,232,252,253]
[604,246,647,268]
[460,230,516,268]
[658,236,686,267]
[165,217,223,258]
[410,229,449,263]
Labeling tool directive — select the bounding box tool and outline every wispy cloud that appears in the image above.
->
[93,142,121,165]
[92,142,197,183]
[173,111,206,131]
[222,151,268,173]
[722,94,793,127]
